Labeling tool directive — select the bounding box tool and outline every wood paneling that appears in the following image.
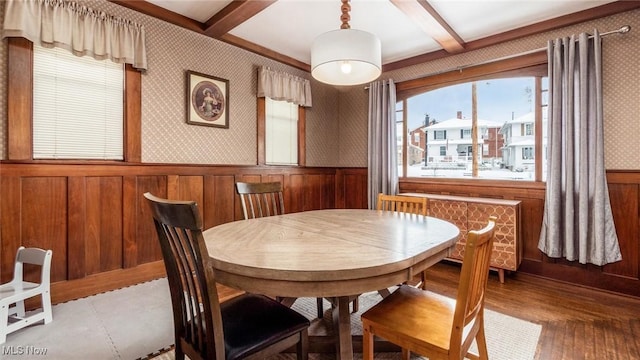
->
[0,163,367,304]
[6,161,637,299]
[21,178,68,283]
[83,177,124,274]
[1,176,22,283]
[203,175,236,229]
[400,171,640,298]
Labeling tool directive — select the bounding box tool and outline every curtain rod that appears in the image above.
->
[365,24,631,90]
[529,24,631,53]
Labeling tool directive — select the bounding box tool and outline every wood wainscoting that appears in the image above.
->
[400,170,640,299]
[0,162,368,304]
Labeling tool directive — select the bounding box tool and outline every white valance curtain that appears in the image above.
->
[2,0,147,70]
[538,30,622,266]
[367,79,398,209]
[257,66,312,107]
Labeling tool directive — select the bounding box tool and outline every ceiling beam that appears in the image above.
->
[389,0,465,53]
[203,0,277,38]
[109,1,639,75]
[384,0,640,72]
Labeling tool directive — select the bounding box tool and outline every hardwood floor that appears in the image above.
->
[422,261,640,360]
[215,260,640,359]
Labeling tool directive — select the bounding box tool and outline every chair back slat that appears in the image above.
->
[144,193,225,360]
[450,216,497,354]
[376,193,428,216]
[236,182,285,219]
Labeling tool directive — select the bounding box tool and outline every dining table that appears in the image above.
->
[203,208,460,360]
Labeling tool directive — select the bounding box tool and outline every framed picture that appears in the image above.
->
[186,70,229,128]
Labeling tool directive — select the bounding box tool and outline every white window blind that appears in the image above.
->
[33,44,124,160]
[265,97,298,165]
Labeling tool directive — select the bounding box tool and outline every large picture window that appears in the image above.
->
[396,52,548,181]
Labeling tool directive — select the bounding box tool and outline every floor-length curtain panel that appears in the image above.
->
[367,79,398,209]
[538,30,621,266]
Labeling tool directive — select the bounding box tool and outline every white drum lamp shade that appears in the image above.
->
[311,28,382,86]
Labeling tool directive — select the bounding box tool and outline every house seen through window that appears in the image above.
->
[398,75,548,181]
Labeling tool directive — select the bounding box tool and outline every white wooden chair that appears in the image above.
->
[0,246,53,344]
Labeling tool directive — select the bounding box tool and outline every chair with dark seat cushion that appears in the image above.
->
[235,181,344,317]
[144,192,309,360]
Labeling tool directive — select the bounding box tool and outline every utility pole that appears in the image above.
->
[472,82,478,177]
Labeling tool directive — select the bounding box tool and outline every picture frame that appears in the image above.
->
[186,70,229,128]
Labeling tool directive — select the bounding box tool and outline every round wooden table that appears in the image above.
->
[204,209,460,360]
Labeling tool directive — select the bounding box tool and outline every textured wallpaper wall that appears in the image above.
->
[1,4,638,169]
[0,0,340,166]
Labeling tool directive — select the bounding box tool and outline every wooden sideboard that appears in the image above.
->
[402,193,522,283]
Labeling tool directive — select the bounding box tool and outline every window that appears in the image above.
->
[522,147,534,160]
[265,98,298,165]
[439,146,446,156]
[6,38,141,162]
[257,97,305,166]
[396,52,548,181]
[413,132,420,143]
[434,130,446,140]
[33,45,124,160]
[525,123,533,136]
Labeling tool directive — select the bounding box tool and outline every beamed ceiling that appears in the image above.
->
[109,0,639,72]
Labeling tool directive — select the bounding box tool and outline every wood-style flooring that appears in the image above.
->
[217,261,640,359]
[422,262,640,360]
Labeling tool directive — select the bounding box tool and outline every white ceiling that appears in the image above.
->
[143,0,619,66]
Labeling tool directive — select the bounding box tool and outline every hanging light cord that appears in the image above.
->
[340,0,350,29]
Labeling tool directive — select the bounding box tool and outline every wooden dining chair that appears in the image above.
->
[236,181,285,219]
[377,193,429,216]
[144,192,310,360]
[235,181,337,318]
[361,216,497,360]
[377,193,430,289]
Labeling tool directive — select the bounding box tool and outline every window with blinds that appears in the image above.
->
[32,44,124,160]
[265,97,298,165]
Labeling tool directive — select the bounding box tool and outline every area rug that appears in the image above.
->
[2,278,173,360]
[1,278,540,360]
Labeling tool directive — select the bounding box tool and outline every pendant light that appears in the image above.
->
[311,0,382,86]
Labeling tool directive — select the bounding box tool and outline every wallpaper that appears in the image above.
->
[1,4,638,169]
[0,0,340,166]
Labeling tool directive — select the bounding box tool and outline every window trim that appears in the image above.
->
[7,38,141,162]
[257,97,306,166]
[395,51,547,182]
[396,51,547,101]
